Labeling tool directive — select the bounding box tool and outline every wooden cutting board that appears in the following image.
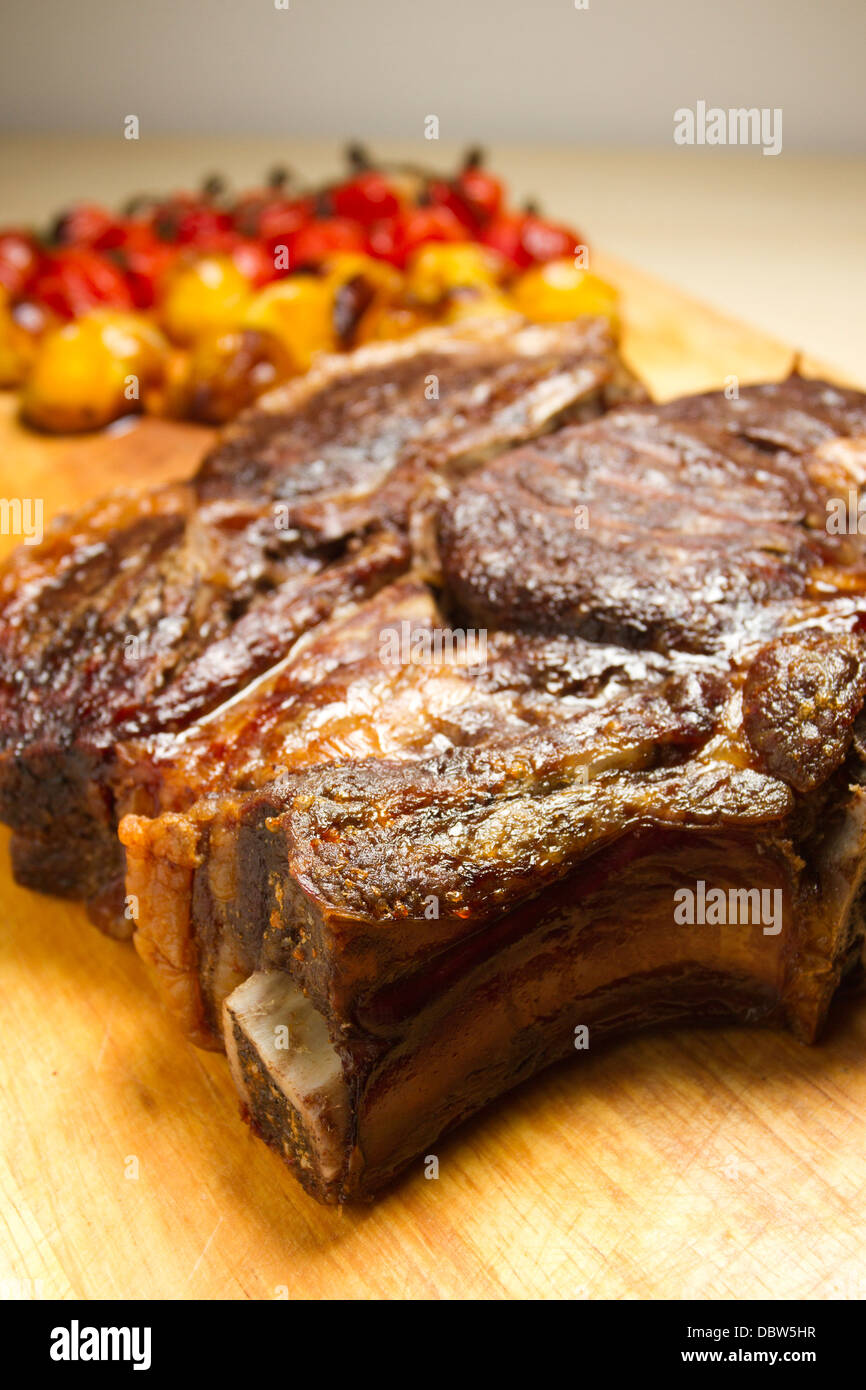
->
[1,256,865,1302]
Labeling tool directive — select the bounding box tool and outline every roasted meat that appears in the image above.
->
[117,374,866,1202]
[0,317,633,926]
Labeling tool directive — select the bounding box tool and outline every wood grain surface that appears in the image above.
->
[1,258,865,1301]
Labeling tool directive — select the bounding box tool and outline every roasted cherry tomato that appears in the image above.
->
[405,241,504,304]
[372,206,467,268]
[50,204,125,250]
[322,252,401,298]
[519,214,581,265]
[354,302,433,345]
[425,181,478,231]
[0,231,42,298]
[110,224,180,309]
[160,254,252,344]
[331,172,401,226]
[228,237,283,288]
[249,196,314,244]
[454,165,504,223]
[511,260,618,326]
[322,253,402,349]
[149,194,232,247]
[146,193,195,240]
[161,327,294,424]
[289,218,368,269]
[171,206,234,248]
[21,310,167,432]
[242,276,335,369]
[31,249,134,318]
[479,213,533,270]
[0,290,49,386]
[441,284,515,324]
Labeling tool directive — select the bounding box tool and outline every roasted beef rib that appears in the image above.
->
[3,324,866,1203]
[0,317,634,928]
[114,373,866,1202]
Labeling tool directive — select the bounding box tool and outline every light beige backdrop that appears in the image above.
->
[0,0,863,151]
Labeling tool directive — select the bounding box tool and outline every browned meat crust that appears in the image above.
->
[5,331,866,1203]
[117,374,866,1201]
[0,317,631,915]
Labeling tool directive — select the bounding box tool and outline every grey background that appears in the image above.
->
[0,0,864,152]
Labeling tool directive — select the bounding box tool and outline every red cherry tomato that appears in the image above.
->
[52,204,124,250]
[111,226,181,309]
[148,195,232,247]
[175,207,234,248]
[519,215,580,264]
[147,194,195,241]
[229,237,283,288]
[289,218,367,268]
[242,196,314,242]
[454,167,504,222]
[331,172,401,225]
[426,181,477,231]
[479,213,533,269]
[373,206,467,268]
[365,218,398,263]
[31,249,133,318]
[0,231,42,297]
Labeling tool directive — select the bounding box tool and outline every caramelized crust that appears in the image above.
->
[0,317,629,912]
[117,375,866,1201]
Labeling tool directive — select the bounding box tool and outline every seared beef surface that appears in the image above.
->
[195,317,626,504]
[439,382,866,653]
[116,371,866,1200]
[4,330,866,1204]
[0,317,630,906]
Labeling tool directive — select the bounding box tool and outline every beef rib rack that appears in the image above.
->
[0,316,635,930]
[118,372,866,1201]
[2,315,866,1203]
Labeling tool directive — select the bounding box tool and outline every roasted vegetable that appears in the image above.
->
[512,260,619,326]
[1,150,596,434]
[242,276,334,369]
[354,301,433,343]
[372,205,467,268]
[440,285,515,324]
[288,218,368,269]
[331,171,401,225]
[405,241,504,303]
[30,249,134,319]
[160,255,252,345]
[322,253,402,349]
[154,328,294,424]
[21,310,167,432]
[0,232,42,298]
[0,293,51,387]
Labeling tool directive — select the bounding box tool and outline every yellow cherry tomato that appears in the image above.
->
[354,302,434,345]
[142,347,192,420]
[441,285,516,324]
[320,254,405,350]
[21,310,167,433]
[242,276,335,370]
[160,255,253,345]
[0,293,41,387]
[405,241,505,304]
[153,328,294,424]
[321,253,402,300]
[511,260,619,327]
